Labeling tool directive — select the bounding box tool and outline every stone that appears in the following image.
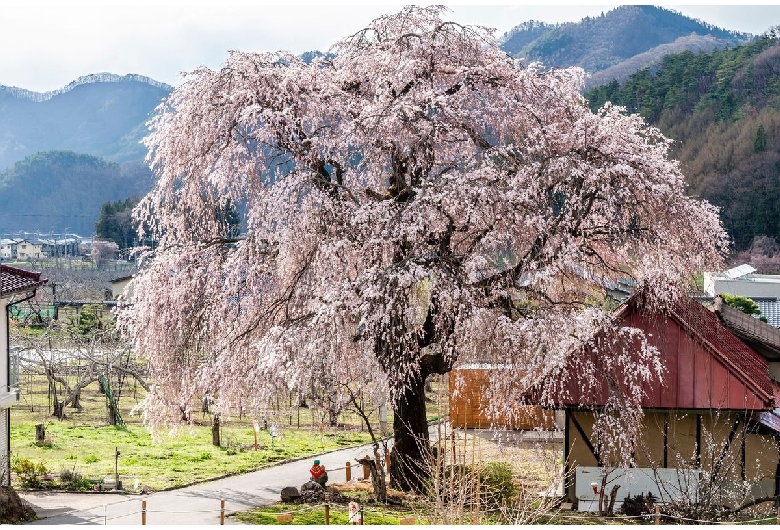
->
[280,486,301,502]
[300,480,323,493]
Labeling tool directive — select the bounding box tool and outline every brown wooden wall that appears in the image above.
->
[449,367,555,430]
[565,409,779,502]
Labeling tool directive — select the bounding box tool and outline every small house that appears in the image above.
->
[559,294,780,510]
[0,265,46,485]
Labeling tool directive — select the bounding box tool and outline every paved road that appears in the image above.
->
[20,442,387,525]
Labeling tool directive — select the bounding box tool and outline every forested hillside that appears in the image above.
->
[586,32,780,254]
[0,74,171,170]
[0,151,154,235]
[500,5,748,74]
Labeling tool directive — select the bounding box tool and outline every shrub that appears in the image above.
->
[437,461,518,510]
[12,458,49,488]
[59,468,93,491]
[480,462,518,508]
[622,492,656,516]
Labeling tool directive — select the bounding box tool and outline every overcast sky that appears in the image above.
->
[3,3,779,93]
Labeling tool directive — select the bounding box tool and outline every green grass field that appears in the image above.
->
[10,374,379,492]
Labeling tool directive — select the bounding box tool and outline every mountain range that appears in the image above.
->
[499,5,751,89]
[0,73,171,171]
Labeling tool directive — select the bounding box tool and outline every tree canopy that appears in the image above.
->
[122,7,727,490]
[95,196,140,249]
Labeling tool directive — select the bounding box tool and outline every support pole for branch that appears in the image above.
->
[220,499,225,525]
[363,455,370,480]
[655,505,660,525]
[141,500,146,525]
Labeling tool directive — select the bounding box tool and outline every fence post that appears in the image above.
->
[220,499,225,525]
[363,455,370,480]
[324,503,330,525]
[346,461,352,482]
[655,505,660,525]
[141,500,146,525]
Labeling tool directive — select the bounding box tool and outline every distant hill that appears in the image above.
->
[0,73,172,171]
[500,5,751,83]
[0,151,154,236]
[585,32,780,252]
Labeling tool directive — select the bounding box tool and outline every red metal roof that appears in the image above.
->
[0,264,47,297]
[558,293,778,411]
[668,295,775,405]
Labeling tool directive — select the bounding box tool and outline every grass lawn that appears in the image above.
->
[10,375,376,492]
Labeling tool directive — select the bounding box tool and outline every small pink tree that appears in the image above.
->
[90,239,118,269]
[121,7,727,490]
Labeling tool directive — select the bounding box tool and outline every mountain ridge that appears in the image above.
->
[500,5,752,74]
[0,73,172,103]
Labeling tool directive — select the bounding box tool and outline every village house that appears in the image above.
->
[0,265,46,485]
[559,294,780,511]
[15,239,51,260]
[0,239,22,261]
[704,264,780,327]
[450,293,780,512]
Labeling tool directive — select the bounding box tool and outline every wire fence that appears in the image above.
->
[32,494,780,526]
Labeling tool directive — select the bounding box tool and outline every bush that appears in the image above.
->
[622,492,656,516]
[59,468,93,491]
[480,462,518,508]
[11,458,49,489]
[437,461,518,510]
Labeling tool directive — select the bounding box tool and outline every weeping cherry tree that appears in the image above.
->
[120,7,727,490]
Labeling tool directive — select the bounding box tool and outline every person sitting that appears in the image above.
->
[309,459,328,486]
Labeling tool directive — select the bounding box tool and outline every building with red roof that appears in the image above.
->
[0,265,46,486]
[562,293,780,510]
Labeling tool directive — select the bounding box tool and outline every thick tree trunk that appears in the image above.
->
[390,372,431,492]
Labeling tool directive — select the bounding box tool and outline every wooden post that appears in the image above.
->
[385,452,391,474]
[655,505,660,525]
[220,499,225,525]
[363,455,370,480]
[776,506,780,525]
[346,461,352,482]
[324,503,330,525]
[35,424,45,444]
[141,500,146,525]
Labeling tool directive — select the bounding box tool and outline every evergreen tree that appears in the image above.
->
[754,124,768,153]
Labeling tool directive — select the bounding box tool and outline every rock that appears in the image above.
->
[0,486,36,523]
[281,486,301,502]
[300,480,323,493]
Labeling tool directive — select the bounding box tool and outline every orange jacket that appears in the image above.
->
[310,464,326,479]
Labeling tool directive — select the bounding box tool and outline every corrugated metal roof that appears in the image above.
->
[755,299,780,328]
[0,264,47,297]
[557,293,778,410]
[668,295,775,406]
[711,296,780,359]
